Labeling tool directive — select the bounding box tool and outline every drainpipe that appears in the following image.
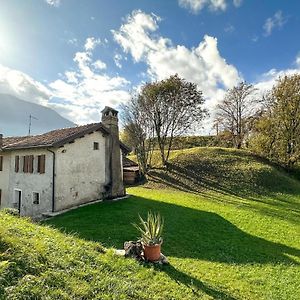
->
[47,149,56,212]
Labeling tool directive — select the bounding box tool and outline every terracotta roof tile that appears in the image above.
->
[2,123,109,150]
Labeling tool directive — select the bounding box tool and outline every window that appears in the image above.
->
[22,155,34,173]
[0,156,3,171]
[37,155,46,174]
[33,192,40,205]
[93,142,99,150]
[15,156,19,173]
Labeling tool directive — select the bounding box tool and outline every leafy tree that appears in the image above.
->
[139,75,206,166]
[216,82,257,149]
[121,75,207,168]
[250,74,300,167]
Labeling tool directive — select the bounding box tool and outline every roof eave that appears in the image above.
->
[3,144,53,151]
[52,123,110,148]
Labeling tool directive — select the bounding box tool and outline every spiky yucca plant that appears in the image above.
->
[133,211,164,246]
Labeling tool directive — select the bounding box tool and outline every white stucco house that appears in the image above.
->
[0,106,129,218]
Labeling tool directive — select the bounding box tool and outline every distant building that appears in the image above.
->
[0,107,128,218]
[123,156,140,185]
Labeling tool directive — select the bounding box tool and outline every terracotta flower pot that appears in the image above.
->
[143,243,161,261]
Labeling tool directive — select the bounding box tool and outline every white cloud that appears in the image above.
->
[263,10,287,36]
[252,52,300,101]
[0,64,51,105]
[65,71,78,84]
[178,0,242,13]
[93,60,107,70]
[84,37,101,51]
[113,10,240,109]
[112,11,165,62]
[178,0,226,13]
[224,24,235,33]
[296,53,300,67]
[45,0,61,7]
[233,0,242,7]
[113,10,241,135]
[0,34,131,126]
[67,38,78,45]
[49,37,131,124]
[114,54,123,68]
[255,65,300,95]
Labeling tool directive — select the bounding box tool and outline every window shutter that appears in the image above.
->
[29,155,34,173]
[0,156,3,171]
[38,155,46,174]
[15,156,19,173]
[23,156,28,173]
[41,155,45,174]
[37,155,41,173]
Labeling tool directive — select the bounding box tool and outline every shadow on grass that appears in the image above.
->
[0,239,9,253]
[157,264,237,300]
[45,194,300,299]
[147,162,300,224]
[45,195,300,265]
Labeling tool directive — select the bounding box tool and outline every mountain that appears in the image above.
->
[0,94,75,137]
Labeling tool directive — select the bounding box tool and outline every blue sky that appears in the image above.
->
[1,0,300,133]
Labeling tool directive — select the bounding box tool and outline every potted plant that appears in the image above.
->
[133,211,164,262]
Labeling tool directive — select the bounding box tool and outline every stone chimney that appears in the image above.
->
[0,134,3,150]
[101,106,125,198]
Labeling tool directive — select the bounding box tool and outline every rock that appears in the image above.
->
[124,241,144,261]
[115,249,125,256]
[159,253,169,265]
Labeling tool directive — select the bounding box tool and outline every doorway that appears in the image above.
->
[14,189,22,214]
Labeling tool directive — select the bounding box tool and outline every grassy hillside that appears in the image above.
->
[46,147,300,300]
[142,147,300,223]
[147,147,299,193]
[1,147,300,299]
[0,211,203,299]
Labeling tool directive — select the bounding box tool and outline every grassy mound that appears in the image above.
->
[147,147,299,195]
[144,147,300,223]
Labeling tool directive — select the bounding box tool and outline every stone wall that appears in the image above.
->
[54,131,107,211]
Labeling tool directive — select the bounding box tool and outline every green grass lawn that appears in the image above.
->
[44,148,300,300]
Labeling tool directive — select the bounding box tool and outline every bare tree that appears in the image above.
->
[121,95,155,173]
[216,82,257,149]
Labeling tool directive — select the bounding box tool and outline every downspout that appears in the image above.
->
[47,149,56,212]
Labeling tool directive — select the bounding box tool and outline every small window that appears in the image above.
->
[33,192,40,205]
[0,156,3,171]
[93,142,99,150]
